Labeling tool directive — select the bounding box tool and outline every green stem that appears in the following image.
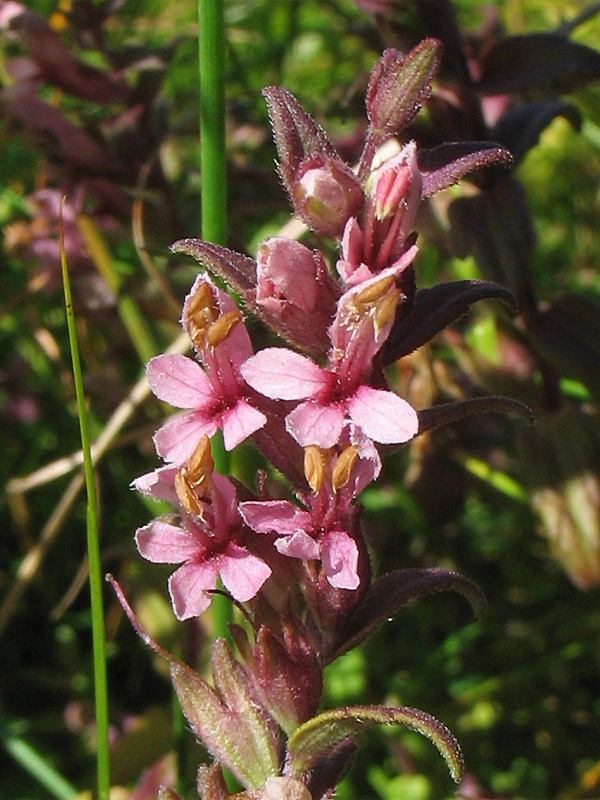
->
[199,0,227,247]
[60,202,110,800]
[198,2,236,791]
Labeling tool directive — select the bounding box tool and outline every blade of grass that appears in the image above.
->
[0,721,77,800]
[60,199,110,800]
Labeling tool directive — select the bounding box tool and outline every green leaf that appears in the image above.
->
[287,705,464,784]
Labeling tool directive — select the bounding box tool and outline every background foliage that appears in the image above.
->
[1,1,600,798]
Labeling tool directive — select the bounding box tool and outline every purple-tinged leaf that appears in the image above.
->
[210,639,280,774]
[4,93,123,174]
[305,739,356,800]
[382,280,516,364]
[331,567,486,661]
[491,101,581,165]
[477,34,600,95]
[262,86,338,190]
[287,704,463,783]
[4,6,129,104]
[418,396,534,434]
[171,239,256,293]
[530,294,600,399]
[171,639,280,790]
[448,176,536,299]
[419,142,512,197]
[252,624,323,734]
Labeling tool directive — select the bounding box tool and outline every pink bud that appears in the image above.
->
[293,156,364,237]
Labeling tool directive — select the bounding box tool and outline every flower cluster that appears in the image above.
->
[129,41,518,800]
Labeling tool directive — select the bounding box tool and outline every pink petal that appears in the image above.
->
[241,348,328,400]
[169,560,217,620]
[218,543,272,602]
[275,530,320,560]
[153,410,219,464]
[221,399,266,450]
[147,354,213,408]
[346,385,419,444]
[239,500,312,535]
[135,520,203,564]
[212,473,241,530]
[285,400,345,448]
[131,465,179,505]
[321,530,359,590]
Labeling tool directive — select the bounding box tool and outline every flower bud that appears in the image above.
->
[293,156,364,238]
[366,40,441,139]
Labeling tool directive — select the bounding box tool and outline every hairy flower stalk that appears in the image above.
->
[129,42,520,798]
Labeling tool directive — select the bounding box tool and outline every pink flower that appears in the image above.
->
[240,446,377,590]
[241,498,359,590]
[136,472,271,620]
[148,275,266,464]
[241,265,419,449]
[337,142,422,286]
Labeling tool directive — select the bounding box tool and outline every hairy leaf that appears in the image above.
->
[419,142,513,197]
[331,567,486,660]
[287,704,463,783]
[382,279,516,364]
[418,396,535,433]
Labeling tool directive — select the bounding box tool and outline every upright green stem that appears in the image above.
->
[199,0,227,246]
[198,0,231,618]
[198,2,235,790]
[59,203,110,800]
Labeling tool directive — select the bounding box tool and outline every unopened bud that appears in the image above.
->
[293,157,364,238]
[366,41,440,138]
[374,164,411,220]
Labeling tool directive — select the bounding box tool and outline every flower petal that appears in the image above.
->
[286,400,344,448]
[135,520,203,564]
[221,399,266,450]
[169,560,217,620]
[153,410,219,465]
[275,530,320,560]
[218,543,272,602]
[147,354,213,408]
[131,465,179,505]
[346,385,418,444]
[240,499,312,535]
[241,348,328,400]
[321,529,359,590]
